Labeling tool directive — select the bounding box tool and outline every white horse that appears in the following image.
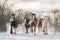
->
[42,17,49,35]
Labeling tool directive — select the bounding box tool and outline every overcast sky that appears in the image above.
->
[0,0,60,11]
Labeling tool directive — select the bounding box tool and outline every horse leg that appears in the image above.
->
[31,26,33,33]
[14,28,17,34]
[25,24,29,33]
[43,26,48,35]
[42,26,45,33]
[10,26,13,34]
[25,26,28,33]
[44,27,48,35]
[34,26,36,35]
[38,27,40,33]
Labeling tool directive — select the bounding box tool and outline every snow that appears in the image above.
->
[0,23,60,40]
[0,33,60,40]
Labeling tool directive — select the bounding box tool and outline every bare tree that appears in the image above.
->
[51,9,60,32]
[0,0,11,32]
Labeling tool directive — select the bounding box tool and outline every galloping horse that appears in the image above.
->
[25,17,30,33]
[29,14,38,35]
[42,16,49,35]
[36,18,43,32]
[10,14,19,34]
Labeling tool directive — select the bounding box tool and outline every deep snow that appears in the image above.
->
[0,23,60,40]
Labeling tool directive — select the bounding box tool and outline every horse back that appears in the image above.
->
[11,19,19,28]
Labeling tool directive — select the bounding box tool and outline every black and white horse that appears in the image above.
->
[24,17,30,33]
[10,15,19,34]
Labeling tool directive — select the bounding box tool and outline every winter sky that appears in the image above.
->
[0,0,60,11]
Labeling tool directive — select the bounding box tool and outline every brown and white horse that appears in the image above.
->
[29,14,43,35]
[29,16,37,35]
[36,18,43,32]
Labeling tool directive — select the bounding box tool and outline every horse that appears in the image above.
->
[24,17,30,33]
[36,18,43,32]
[29,14,38,35]
[10,17,19,34]
[42,17,49,35]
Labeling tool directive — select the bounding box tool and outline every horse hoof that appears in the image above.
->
[10,32,13,34]
[14,32,16,34]
[34,33,36,35]
[31,30,33,33]
[33,33,36,35]
[26,32,28,33]
[43,30,45,33]
[45,33,48,35]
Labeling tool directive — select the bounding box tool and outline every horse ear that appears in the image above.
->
[32,14,35,16]
[12,14,15,16]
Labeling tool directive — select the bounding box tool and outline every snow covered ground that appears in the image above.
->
[0,33,60,40]
[0,23,60,40]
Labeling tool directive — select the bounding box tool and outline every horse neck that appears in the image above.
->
[43,19,48,24]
